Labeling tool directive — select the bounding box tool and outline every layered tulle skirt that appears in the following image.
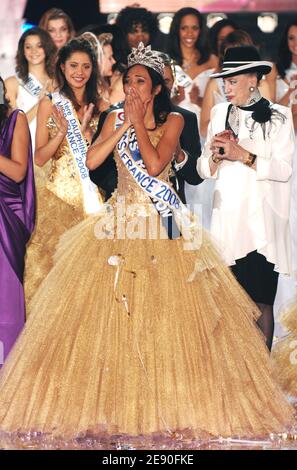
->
[0,210,295,449]
[24,187,84,306]
[272,300,297,399]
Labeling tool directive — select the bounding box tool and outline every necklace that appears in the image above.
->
[183,62,194,72]
[182,52,198,72]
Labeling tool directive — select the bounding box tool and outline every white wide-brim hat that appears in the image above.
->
[210,45,272,79]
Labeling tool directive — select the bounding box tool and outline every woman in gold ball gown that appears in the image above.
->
[24,38,103,305]
[0,44,295,450]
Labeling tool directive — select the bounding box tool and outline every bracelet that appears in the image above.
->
[211,154,221,164]
[244,152,257,167]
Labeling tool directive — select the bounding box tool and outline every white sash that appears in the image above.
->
[115,110,201,249]
[52,92,103,214]
[174,65,192,88]
[20,73,43,98]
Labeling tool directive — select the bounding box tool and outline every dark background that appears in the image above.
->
[23,0,297,60]
[24,0,107,30]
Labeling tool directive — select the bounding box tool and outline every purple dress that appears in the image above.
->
[0,110,35,365]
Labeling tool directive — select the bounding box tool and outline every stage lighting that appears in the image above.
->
[22,23,36,33]
[257,13,278,33]
[157,13,173,35]
[206,13,227,29]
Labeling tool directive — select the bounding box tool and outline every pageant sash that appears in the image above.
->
[52,92,102,214]
[174,65,192,88]
[20,73,43,98]
[115,110,200,246]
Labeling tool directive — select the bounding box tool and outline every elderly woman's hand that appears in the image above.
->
[211,133,248,162]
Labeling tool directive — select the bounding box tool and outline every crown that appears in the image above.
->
[127,42,165,77]
[78,31,103,64]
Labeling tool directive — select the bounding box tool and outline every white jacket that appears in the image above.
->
[197,101,295,275]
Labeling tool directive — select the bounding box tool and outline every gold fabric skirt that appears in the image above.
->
[0,214,295,449]
[24,186,84,307]
[272,300,297,398]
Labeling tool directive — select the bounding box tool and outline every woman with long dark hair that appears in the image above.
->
[79,31,119,112]
[0,76,35,364]
[274,17,297,106]
[116,6,159,53]
[209,18,238,56]
[166,8,218,224]
[5,27,56,152]
[167,8,218,126]
[24,39,103,306]
[0,44,295,449]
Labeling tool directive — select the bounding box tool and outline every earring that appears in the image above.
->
[249,86,255,92]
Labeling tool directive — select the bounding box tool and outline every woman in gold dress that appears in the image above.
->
[24,38,103,304]
[0,43,295,450]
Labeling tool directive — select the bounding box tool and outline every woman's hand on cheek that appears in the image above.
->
[129,88,146,125]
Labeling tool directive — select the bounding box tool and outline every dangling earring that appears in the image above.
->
[249,86,255,92]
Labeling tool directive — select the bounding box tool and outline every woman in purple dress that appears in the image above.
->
[0,76,35,366]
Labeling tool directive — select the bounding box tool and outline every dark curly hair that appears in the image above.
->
[167,8,212,67]
[16,27,57,82]
[123,65,172,126]
[116,7,158,42]
[55,38,100,114]
[276,17,297,78]
[0,76,11,132]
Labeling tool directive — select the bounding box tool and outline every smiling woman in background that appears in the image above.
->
[39,8,75,51]
[167,7,218,127]
[4,27,56,154]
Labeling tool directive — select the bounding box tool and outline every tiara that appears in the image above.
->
[98,32,113,46]
[78,32,103,64]
[128,42,165,77]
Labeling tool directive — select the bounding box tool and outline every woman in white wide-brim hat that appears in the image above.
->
[198,45,295,351]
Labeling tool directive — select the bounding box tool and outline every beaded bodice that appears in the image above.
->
[111,126,173,206]
[45,116,99,210]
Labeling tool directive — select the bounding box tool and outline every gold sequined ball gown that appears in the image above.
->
[0,125,295,449]
[273,300,297,399]
[24,114,102,306]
